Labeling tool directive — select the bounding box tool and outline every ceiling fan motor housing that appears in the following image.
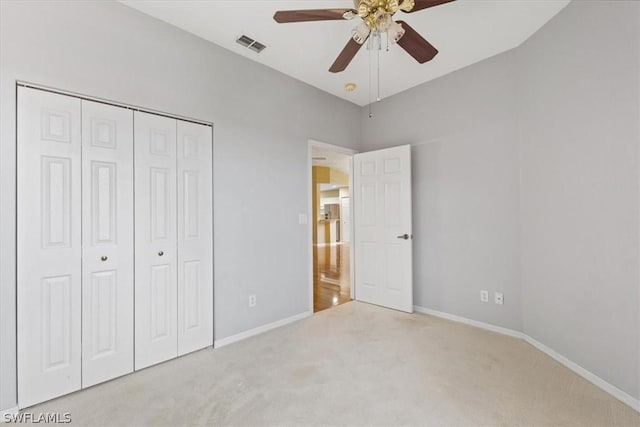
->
[356,0,415,32]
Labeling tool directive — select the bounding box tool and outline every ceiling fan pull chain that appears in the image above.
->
[377,43,381,102]
[368,38,373,118]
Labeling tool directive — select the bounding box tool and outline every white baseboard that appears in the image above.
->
[0,407,19,423]
[524,335,640,412]
[414,305,640,413]
[413,306,525,339]
[214,311,312,348]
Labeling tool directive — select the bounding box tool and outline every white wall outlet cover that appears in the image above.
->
[298,213,308,225]
[480,290,489,303]
[249,294,257,307]
[495,292,504,305]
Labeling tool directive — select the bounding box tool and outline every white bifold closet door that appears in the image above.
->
[81,100,134,387]
[17,87,213,405]
[177,121,213,356]
[17,88,135,407]
[134,112,213,369]
[134,111,179,369]
[17,87,82,408]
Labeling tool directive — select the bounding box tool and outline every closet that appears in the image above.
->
[16,86,213,408]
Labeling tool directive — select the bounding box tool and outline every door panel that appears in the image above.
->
[353,145,413,312]
[340,197,350,243]
[135,111,178,369]
[177,121,213,355]
[81,100,134,387]
[17,87,82,407]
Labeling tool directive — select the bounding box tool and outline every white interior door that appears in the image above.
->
[177,121,213,355]
[81,100,134,387]
[17,87,82,407]
[353,144,413,313]
[134,111,178,369]
[341,197,351,243]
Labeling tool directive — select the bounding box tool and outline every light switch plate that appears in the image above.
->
[298,213,308,225]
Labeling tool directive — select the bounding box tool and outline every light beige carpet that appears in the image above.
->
[28,301,639,426]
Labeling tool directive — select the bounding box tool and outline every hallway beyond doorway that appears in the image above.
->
[313,243,350,312]
[310,142,354,313]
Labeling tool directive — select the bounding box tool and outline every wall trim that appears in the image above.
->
[0,407,19,423]
[523,335,640,412]
[414,305,640,413]
[214,311,312,348]
[413,306,525,339]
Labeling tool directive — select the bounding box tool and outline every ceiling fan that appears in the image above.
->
[273,0,455,73]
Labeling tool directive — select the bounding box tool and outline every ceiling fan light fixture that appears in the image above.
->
[357,1,371,19]
[387,21,406,43]
[387,0,401,13]
[342,10,357,20]
[377,12,392,31]
[352,21,371,44]
[398,0,416,12]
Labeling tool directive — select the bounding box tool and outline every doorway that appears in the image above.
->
[309,141,355,313]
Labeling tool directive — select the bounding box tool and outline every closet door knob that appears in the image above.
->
[158,251,164,257]
[101,256,108,261]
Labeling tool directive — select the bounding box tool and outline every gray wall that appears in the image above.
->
[362,0,639,400]
[2,0,638,413]
[517,0,639,399]
[0,1,361,411]
[362,50,523,332]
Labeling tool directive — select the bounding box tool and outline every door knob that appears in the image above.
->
[158,251,164,256]
[396,234,410,240]
[101,256,108,261]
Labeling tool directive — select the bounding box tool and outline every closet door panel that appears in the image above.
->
[17,87,82,407]
[134,111,178,369]
[177,121,213,355]
[81,100,134,387]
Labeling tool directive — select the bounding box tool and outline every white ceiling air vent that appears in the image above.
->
[235,35,267,53]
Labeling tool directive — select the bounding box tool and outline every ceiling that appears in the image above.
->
[319,183,347,192]
[121,0,570,106]
[312,147,351,175]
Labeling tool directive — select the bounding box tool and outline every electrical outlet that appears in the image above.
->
[494,292,504,305]
[249,294,257,307]
[480,290,489,303]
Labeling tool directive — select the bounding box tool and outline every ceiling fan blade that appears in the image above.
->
[329,38,365,73]
[402,0,455,13]
[273,9,355,23]
[395,21,438,63]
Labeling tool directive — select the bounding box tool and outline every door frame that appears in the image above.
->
[307,139,357,313]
